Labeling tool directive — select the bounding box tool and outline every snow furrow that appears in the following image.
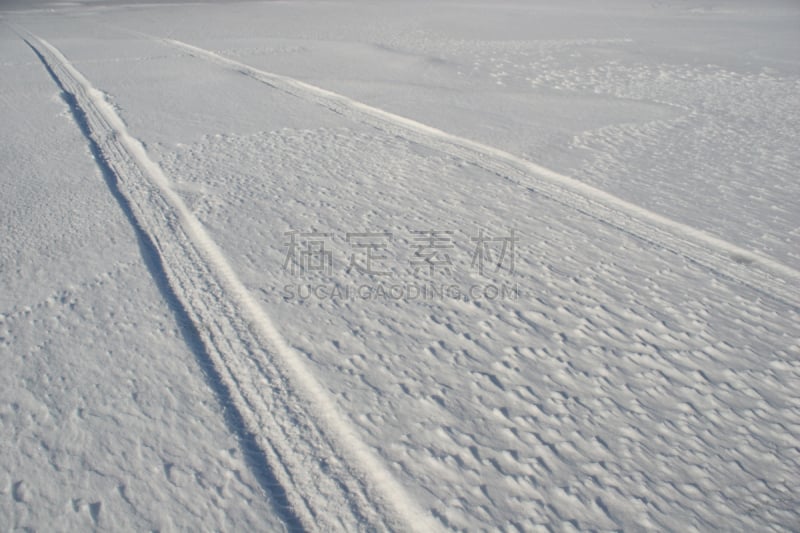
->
[156,35,800,309]
[20,29,437,533]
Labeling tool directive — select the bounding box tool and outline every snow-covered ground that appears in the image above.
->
[1,0,799,530]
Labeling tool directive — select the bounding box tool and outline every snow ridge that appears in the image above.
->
[20,29,438,533]
[158,35,800,309]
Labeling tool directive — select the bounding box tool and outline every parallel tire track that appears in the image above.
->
[154,35,800,309]
[19,29,437,533]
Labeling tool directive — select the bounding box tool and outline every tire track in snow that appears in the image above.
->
[19,29,438,533]
[153,35,800,309]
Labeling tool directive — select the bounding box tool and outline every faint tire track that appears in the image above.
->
[149,33,800,310]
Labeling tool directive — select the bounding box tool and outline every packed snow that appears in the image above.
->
[1,0,799,531]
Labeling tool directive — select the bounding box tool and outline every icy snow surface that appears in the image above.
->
[1,0,799,530]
